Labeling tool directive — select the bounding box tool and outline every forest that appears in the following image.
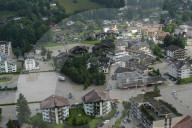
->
[0,0,124,55]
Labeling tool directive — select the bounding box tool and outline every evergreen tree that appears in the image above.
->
[16,93,31,124]
[7,120,14,128]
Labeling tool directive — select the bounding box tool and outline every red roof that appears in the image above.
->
[173,115,192,128]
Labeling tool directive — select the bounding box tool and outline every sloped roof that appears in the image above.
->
[82,90,110,104]
[173,115,192,128]
[114,67,130,74]
[40,95,69,109]
[166,45,182,52]
[171,60,191,70]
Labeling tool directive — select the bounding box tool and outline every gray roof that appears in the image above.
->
[171,60,191,69]
[166,45,182,52]
[114,67,130,74]
[117,71,143,79]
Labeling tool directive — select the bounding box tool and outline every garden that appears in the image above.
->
[0,76,12,82]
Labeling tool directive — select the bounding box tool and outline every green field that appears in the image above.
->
[44,43,64,47]
[65,108,93,126]
[81,40,100,44]
[56,0,105,14]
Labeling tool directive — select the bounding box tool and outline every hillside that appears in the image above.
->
[56,0,105,14]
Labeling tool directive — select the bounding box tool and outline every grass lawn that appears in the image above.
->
[81,40,100,44]
[44,43,64,47]
[56,0,105,14]
[65,108,93,126]
[176,76,192,85]
[0,77,12,82]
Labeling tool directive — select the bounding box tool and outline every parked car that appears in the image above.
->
[114,111,119,117]
[121,126,125,128]
[112,98,120,103]
[99,123,104,127]
[123,119,127,124]
[103,120,110,124]
[127,118,131,123]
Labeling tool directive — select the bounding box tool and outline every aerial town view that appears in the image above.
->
[0,0,192,128]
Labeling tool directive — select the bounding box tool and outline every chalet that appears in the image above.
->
[69,46,88,55]
[92,43,111,53]
[115,39,127,51]
[157,32,170,40]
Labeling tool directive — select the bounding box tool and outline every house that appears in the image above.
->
[168,60,191,79]
[130,91,182,128]
[157,32,170,40]
[148,28,159,40]
[0,53,17,73]
[128,41,151,55]
[112,67,130,80]
[115,39,127,51]
[69,46,88,55]
[116,71,144,88]
[140,26,152,36]
[92,43,111,53]
[40,95,70,124]
[66,21,74,26]
[82,90,111,117]
[120,56,140,69]
[137,54,155,66]
[128,27,138,34]
[173,115,192,128]
[0,41,12,56]
[135,64,151,75]
[153,24,164,31]
[165,45,186,60]
[24,52,39,71]
[50,2,56,7]
[88,56,111,74]
[106,50,129,62]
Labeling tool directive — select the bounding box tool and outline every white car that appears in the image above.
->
[103,120,110,124]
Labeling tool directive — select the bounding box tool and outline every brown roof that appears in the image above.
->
[82,90,110,104]
[173,115,192,128]
[40,95,69,109]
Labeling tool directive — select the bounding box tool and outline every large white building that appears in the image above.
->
[168,60,191,79]
[82,90,111,117]
[24,52,39,70]
[40,95,70,124]
[106,50,129,62]
[0,41,12,56]
[0,53,17,73]
[166,45,186,60]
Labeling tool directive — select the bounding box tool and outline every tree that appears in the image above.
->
[41,46,47,56]
[72,117,77,126]
[154,85,160,94]
[47,50,51,59]
[16,93,31,124]
[6,120,14,128]
[13,48,20,59]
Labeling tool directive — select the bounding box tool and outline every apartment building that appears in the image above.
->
[106,50,129,62]
[130,91,182,128]
[168,60,191,79]
[0,53,17,73]
[0,41,12,56]
[82,90,111,117]
[166,45,186,60]
[40,95,70,124]
[24,52,39,71]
